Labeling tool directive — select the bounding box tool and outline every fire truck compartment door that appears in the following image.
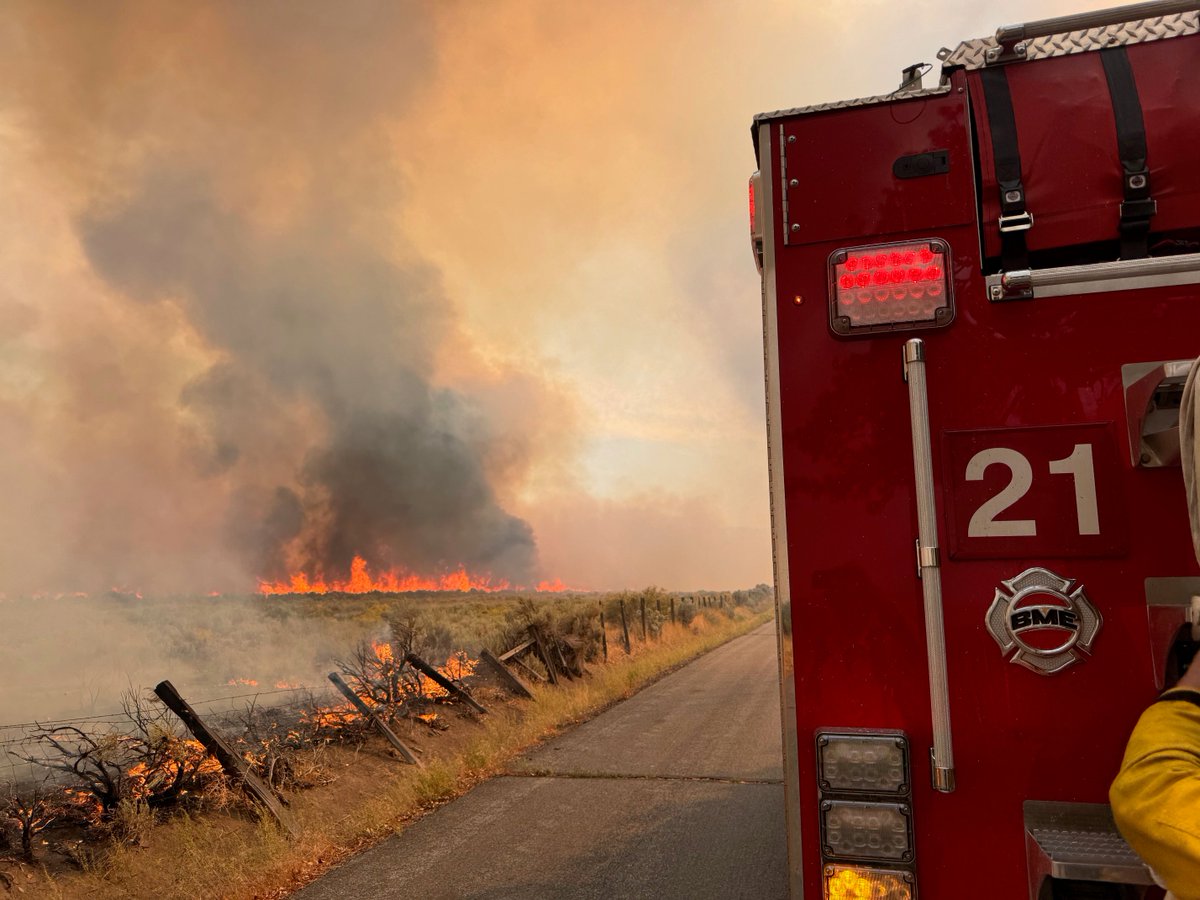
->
[780,88,975,245]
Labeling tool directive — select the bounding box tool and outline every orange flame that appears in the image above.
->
[127,739,221,800]
[258,555,513,595]
[257,554,583,594]
[61,788,103,824]
[372,640,394,664]
[419,651,478,699]
[301,701,359,730]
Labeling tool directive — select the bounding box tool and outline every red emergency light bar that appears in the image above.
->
[828,239,954,336]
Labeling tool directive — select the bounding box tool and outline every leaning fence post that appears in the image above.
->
[327,672,421,764]
[153,680,297,836]
[404,653,489,714]
[479,649,535,700]
[527,625,560,685]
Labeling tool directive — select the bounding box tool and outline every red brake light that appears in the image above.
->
[828,239,954,336]
[749,171,764,272]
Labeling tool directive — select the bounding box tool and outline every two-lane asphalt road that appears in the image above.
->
[294,623,788,899]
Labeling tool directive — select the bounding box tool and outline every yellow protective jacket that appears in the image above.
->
[1111,688,1200,900]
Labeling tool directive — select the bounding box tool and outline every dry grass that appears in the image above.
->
[23,607,772,900]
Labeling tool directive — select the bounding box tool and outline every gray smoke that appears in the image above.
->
[0,1,543,590]
[80,164,536,583]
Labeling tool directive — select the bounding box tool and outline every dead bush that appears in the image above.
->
[2,779,59,863]
[22,691,223,817]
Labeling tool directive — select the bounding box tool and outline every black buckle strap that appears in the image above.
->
[980,67,1030,272]
[1101,47,1155,260]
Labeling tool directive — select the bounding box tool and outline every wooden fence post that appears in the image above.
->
[479,649,535,700]
[671,597,676,624]
[619,599,632,654]
[526,625,560,685]
[599,607,609,661]
[153,680,297,836]
[403,654,489,714]
[327,672,421,764]
[640,597,648,640]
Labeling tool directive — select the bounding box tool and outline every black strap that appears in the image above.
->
[980,68,1031,272]
[1101,47,1155,259]
[1156,689,1200,710]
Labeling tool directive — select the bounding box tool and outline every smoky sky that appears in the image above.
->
[0,0,541,589]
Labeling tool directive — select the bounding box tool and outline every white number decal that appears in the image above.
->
[1048,443,1100,535]
[965,443,1100,539]
[966,448,1037,537]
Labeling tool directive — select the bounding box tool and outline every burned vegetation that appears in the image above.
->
[0,587,771,890]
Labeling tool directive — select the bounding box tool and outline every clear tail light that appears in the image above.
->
[829,239,953,336]
[820,800,913,863]
[817,732,909,795]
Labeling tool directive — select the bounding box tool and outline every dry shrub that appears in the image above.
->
[104,799,155,848]
[2,780,58,862]
[23,692,225,818]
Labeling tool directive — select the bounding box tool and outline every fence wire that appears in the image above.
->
[0,682,342,791]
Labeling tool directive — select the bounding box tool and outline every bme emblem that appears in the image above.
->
[985,567,1102,675]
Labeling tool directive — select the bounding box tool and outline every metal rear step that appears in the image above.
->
[1025,801,1155,898]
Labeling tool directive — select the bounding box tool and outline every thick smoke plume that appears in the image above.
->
[80,169,536,583]
[0,1,543,592]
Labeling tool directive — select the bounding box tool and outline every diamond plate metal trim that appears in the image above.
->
[939,12,1199,70]
[753,13,1197,124]
[753,85,951,125]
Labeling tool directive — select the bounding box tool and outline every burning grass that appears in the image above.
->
[1,588,772,898]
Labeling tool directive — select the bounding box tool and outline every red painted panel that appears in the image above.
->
[782,86,975,246]
[942,423,1127,560]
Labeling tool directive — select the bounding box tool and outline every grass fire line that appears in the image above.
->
[0,586,772,899]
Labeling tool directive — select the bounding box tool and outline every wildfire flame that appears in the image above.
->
[419,650,477,699]
[301,701,359,731]
[126,739,222,801]
[62,788,103,825]
[257,554,581,595]
[258,555,511,595]
[372,640,393,664]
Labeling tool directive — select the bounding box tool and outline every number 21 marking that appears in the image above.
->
[966,443,1099,538]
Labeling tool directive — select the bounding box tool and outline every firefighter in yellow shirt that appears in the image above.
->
[1111,657,1200,900]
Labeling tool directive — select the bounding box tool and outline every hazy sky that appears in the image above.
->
[0,0,1111,593]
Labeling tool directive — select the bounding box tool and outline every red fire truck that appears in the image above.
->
[751,2,1200,897]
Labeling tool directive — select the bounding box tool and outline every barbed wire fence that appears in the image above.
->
[0,683,343,791]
